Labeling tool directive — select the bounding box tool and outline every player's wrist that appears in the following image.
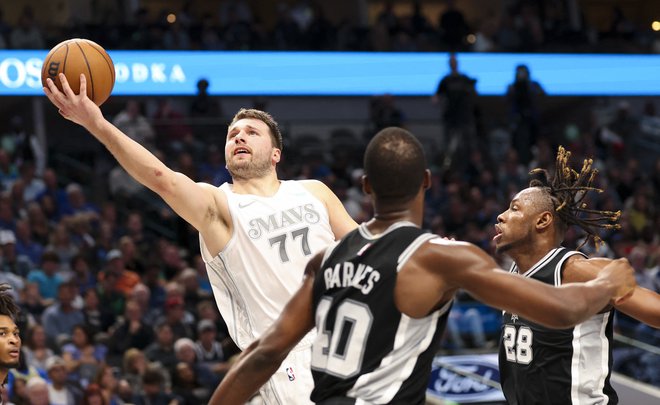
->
[591,277,616,299]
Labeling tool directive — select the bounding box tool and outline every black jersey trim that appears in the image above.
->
[514,247,563,278]
[554,250,588,286]
[357,221,418,240]
[396,233,437,273]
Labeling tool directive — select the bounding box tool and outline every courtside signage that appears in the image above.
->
[427,354,506,403]
[1,51,659,96]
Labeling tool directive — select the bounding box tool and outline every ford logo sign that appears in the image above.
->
[427,354,505,403]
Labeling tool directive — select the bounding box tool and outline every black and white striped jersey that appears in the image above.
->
[499,247,617,405]
[310,222,452,405]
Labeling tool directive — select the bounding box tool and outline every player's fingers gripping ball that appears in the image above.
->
[41,38,115,106]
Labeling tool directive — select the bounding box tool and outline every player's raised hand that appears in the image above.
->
[43,73,103,129]
[597,258,636,305]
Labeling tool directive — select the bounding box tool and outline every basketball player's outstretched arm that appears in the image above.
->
[422,239,636,328]
[43,74,222,236]
[209,252,322,405]
[563,257,660,328]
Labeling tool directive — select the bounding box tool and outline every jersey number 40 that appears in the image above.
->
[311,297,373,378]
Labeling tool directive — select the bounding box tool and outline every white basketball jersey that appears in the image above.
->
[200,180,334,350]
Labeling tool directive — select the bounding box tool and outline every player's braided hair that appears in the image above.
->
[0,284,20,321]
[0,283,21,320]
[529,146,621,249]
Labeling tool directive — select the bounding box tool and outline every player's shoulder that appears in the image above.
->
[413,235,468,260]
[414,236,485,270]
[561,253,598,283]
[425,236,474,253]
[196,180,228,196]
[297,179,330,196]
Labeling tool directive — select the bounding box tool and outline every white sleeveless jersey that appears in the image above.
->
[200,180,334,350]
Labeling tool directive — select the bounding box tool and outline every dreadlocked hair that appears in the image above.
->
[0,284,20,321]
[528,146,621,250]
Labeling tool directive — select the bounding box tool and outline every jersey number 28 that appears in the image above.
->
[503,324,533,364]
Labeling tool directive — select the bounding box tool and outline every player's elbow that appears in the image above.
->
[252,343,289,370]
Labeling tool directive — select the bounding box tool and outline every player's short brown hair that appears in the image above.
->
[230,108,283,151]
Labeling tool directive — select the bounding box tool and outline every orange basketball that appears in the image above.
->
[41,38,115,106]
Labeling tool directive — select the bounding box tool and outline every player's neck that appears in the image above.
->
[0,369,7,386]
[230,174,280,196]
[510,240,558,274]
[369,204,422,233]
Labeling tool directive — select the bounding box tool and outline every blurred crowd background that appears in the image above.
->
[0,1,659,404]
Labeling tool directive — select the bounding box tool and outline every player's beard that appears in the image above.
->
[227,153,272,181]
[0,358,19,369]
[495,229,533,255]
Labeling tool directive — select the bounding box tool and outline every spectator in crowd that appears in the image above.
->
[0,230,31,280]
[98,249,140,297]
[81,383,106,405]
[173,337,219,389]
[156,296,194,341]
[25,376,49,405]
[20,282,45,318]
[190,79,222,120]
[144,322,178,370]
[439,0,469,50]
[46,224,78,272]
[60,183,99,219]
[178,267,208,313]
[41,282,84,344]
[195,300,232,354]
[172,361,208,404]
[0,150,18,193]
[118,235,145,275]
[62,324,107,387]
[132,367,181,405]
[368,94,405,137]
[70,254,96,295]
[81,287,115,337]
[3,116,46,177]
[36,168,67,220]
[506,64,545,165]
[14,219,44,267]
[17,161,45,203]
[22,324,53,372]
[121,348,148,398]
[432,53,479,169]
[194,319,230,376]
[45,355,83,405]
[112,100,155,151]
[93,365,122,405]
[26,202,51,247]
[27,250,63,303]
[108,298,156,358]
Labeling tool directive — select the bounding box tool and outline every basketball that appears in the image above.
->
[41,38,115,106]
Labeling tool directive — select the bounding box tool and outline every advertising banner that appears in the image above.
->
[1,51,659,96]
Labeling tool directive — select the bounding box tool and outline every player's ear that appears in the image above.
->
[272,148,281,164]
[362,175,372,195]
[536,211,553,231]
[423,169,432,190]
